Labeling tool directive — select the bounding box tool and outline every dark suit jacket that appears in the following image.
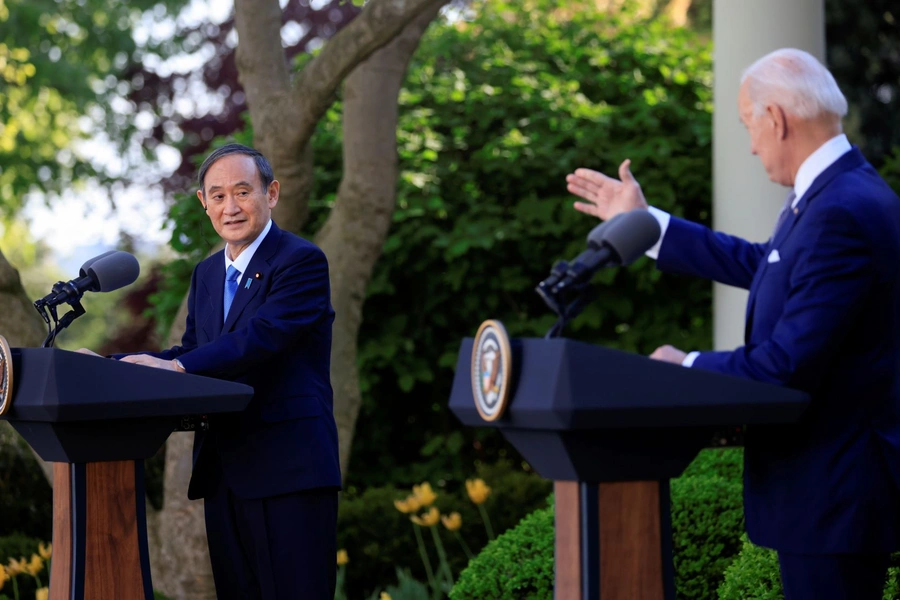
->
[658,148,900,553]
[147,221,341,500]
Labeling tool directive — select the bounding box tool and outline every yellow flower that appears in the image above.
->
[410,506,440,527]
[25,553,43,576]
[412,482,437,507]
[393,495,422,514]
[36,587,49,600]
[0,563,7,590]
[38,542,52,560]
[336,549,349,566]
[441,511,463,531]
[380,592,392,600]
[466,478,492,505]
[6,557,24,577]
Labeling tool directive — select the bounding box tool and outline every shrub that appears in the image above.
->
[671,475,744,599]
[449,506,554,600]
[718,536,900,600]
[681,448,743,481]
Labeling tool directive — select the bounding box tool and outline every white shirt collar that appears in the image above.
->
[792,134,852,207]
[224,219,273,281]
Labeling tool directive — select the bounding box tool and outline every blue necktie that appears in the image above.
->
[224,265,240,320]
[771,190,796,239]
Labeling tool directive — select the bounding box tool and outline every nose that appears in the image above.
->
[223,195,241,215]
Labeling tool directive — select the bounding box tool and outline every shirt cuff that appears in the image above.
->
[644,206,671,260]
[682,351,700,368]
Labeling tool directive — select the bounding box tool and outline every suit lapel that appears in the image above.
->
[222,223,282,333]
[743,147,867,342]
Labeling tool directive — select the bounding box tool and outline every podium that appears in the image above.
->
[449,337,810,600]
[4,348,254,600]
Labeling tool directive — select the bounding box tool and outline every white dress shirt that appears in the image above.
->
[224,219,273,284]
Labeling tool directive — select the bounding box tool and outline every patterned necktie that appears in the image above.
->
[223,265,240,320]
[771,190,797,239]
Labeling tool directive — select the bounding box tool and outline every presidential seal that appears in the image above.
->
[0,335,12,415]
[471,320,512,422]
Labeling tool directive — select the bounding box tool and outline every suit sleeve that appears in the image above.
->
[658,216,768,290]
[175,245,330,378]
[691,204,874,388]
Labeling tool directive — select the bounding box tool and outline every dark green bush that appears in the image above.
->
[0,428,51,541]
[337,461,551,598]
[449,506,554,600]
[671,475,744,599]
[681,448,743,481]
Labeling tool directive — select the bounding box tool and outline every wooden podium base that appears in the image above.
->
[554,480,675,600]
[50,461,153,600]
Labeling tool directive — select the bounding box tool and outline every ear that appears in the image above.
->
[766,103,789,141]
[267,180,280,209]
[196,189,207,211]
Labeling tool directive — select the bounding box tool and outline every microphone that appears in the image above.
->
[536,220,611,294]
[551,210,660,293]
[34,251,141,309]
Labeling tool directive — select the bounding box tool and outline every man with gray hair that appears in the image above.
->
[567,48,900,598]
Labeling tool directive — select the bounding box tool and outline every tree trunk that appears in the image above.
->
[315,5,444,474]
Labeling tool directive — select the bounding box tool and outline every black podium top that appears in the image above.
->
[5,348,254,462]
[449,337,810,482]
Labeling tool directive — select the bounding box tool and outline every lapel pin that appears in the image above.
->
[793,207,799,215]
[244,279,252,289]
[254,272,262,279]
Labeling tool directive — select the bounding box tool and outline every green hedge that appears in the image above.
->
[450,449,746,599]
[449,506,554,600]
[718,536,900,600]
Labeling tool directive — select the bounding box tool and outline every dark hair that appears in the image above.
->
[197,143,275,196]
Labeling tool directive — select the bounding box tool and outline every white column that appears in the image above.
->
[711,0,825,350]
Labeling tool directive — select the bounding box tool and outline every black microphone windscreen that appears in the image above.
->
[87,251,140,292]
[79,251,117,283]
[602,210,661,265]
[585,215,621,248]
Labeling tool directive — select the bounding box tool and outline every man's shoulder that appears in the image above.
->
[270,225,327,261]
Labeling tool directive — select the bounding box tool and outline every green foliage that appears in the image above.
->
[342,0,714,486]
[337,461,550,598]
[0,0,187,212]
[0,427,51,541]
[717,536,900,600]
[449,505,554,600]
[671,474,744,599]
[880,147,900,196]
[368,568,431,600]
[716,535,783,600]
[680,447,743,481]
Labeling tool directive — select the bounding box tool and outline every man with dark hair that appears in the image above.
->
[87,142,341,598]
[567,49,900,599]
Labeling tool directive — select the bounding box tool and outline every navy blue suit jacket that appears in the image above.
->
[147,222,341,500]
[658,148,900,553]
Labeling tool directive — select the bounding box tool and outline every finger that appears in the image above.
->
[573,201,600,216]
[567,183,597,201]
[618,159,635,184]
[119,355,142,364]
[574,168,615,186]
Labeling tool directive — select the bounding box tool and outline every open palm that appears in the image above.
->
[566,159,648,221]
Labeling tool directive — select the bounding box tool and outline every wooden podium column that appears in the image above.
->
[554,481,675,600]
[50,461,153,600]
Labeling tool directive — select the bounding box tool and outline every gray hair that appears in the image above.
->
[198,143,275,196]
[741,48,848,119]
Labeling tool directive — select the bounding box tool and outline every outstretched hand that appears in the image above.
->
[566,159,648,221]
